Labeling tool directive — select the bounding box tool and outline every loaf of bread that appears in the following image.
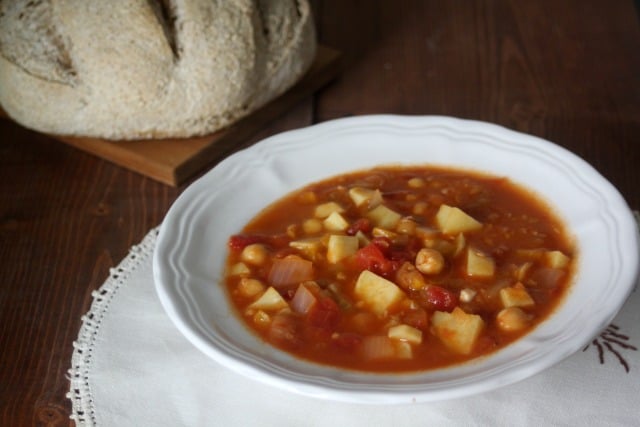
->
[0,0,316,140]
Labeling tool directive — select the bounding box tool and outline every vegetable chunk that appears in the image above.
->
[499,283,535,308]
[466,248,495,277]
[327,235,359,263]
[354,270,405,315]
[435,205,482,234]
[431,307,485,355]
[248,287,288,311]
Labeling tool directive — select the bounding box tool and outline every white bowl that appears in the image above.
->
[153,115,639,404]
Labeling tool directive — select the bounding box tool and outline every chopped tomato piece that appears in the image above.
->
[355,242,397,276]
[346,218,372,235]
[421,285,458,312]
[308,297,340,331]
[228,234,265,251]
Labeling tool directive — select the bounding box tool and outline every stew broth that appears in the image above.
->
[224,166,575,372]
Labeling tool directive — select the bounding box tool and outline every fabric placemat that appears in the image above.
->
[68,218,640,427]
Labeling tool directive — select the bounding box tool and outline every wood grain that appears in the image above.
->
[1,1,639,426]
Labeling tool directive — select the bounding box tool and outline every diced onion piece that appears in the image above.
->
[361,336,397,361]
[268,256,314,287]
[314,202,345,218]
[248,287,288,311]
[435,205,482,234]
[388,324,423,344]
[291,283,318,314]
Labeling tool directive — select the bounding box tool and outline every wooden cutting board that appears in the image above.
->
[3,46,341,187]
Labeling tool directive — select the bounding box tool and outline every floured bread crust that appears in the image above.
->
[0,0,316,140]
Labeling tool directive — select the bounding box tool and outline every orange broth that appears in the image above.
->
[224,166,575,372]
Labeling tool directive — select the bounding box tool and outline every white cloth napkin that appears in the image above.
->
[68,225,640,427]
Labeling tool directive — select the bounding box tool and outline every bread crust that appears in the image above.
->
[0,0,316,140]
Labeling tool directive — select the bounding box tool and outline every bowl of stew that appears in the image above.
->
[153,115,639,404]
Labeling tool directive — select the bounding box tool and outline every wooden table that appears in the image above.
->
[1,1,638,425]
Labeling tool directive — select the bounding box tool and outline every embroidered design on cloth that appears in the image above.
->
[67,228,159,427]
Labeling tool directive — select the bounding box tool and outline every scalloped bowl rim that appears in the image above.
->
[153,115,639,404]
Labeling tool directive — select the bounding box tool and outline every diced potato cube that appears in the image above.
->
[237,278,265,298]
[431,307,485,355]
[289,237,323,259]
[248,287,289,311]
[466,248,495,277]
[496,307,530,332]
[326,235,359,264]
[323,211,349,231]
[388,324,423,345]
[314,202,345,218]
[228,262,251,276]
[499,282,535,308]
[354,270,406,315]
[349,187,383,208]
[544,250,570,269]
[435,205,482,234]
[367,205,402,229]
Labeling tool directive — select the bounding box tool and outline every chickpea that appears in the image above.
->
[237,278,265,298]
[496,307,531,332]
[302,218,323,234]
[415,248,445,275]
[240,243,268,266]
[396,217,417,235]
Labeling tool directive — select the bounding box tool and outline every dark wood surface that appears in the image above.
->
[1,1,639,425]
